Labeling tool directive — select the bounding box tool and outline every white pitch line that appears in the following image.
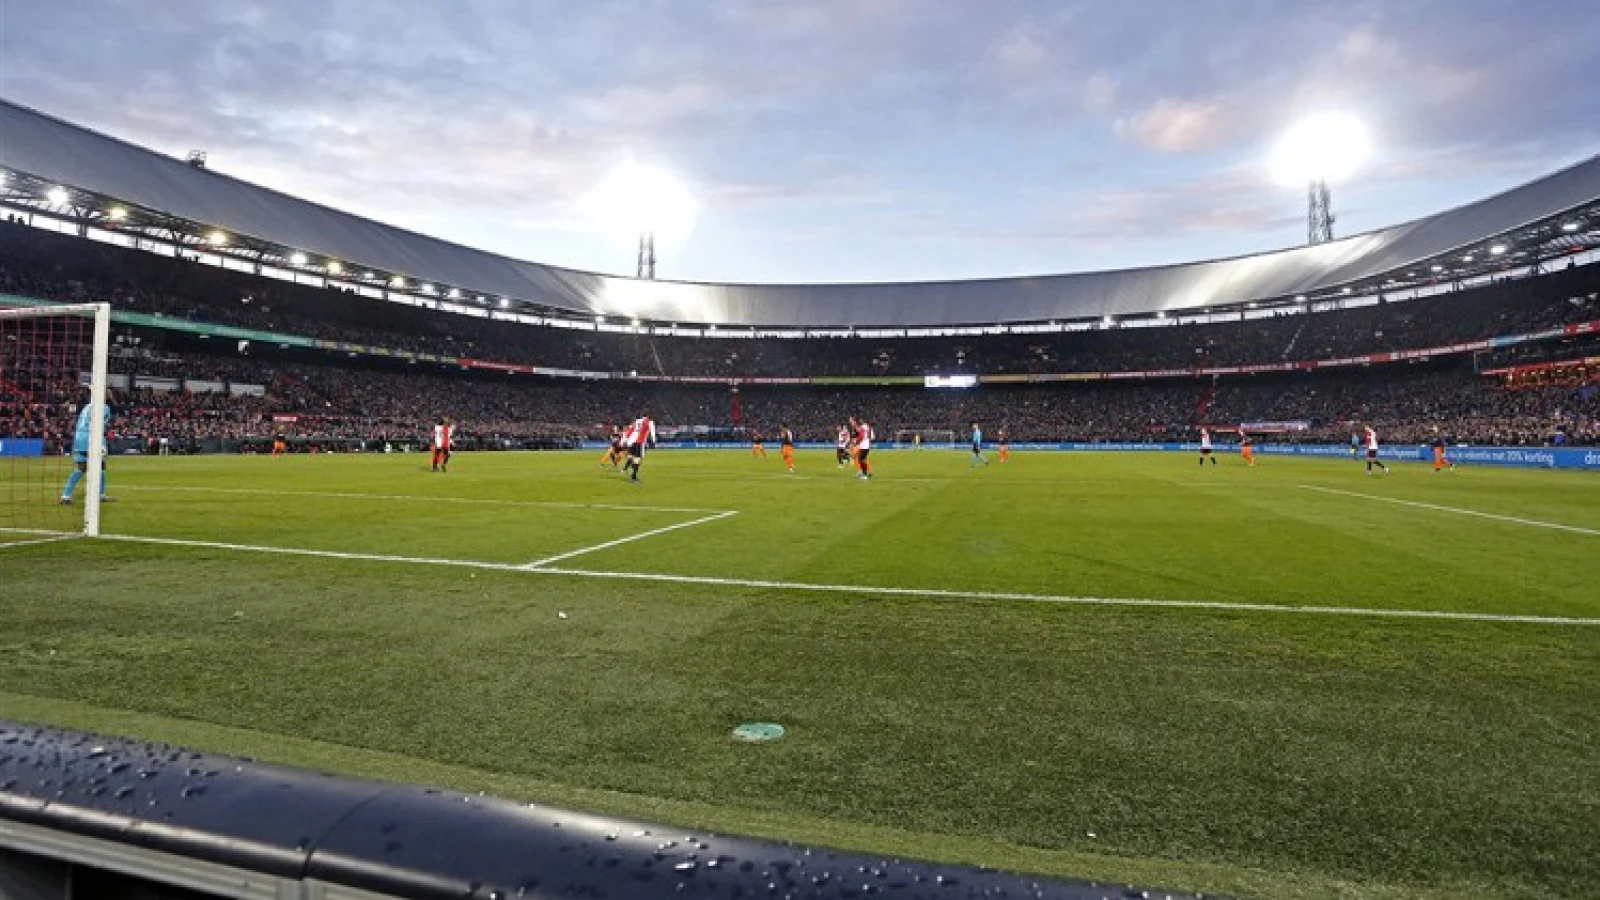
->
[1299,485,1600,536]
[0,526,78,537]
[0,534,79,551]
[117,484,731,516]
[520,510,740,568]
[84,532,1600,626]
[98,533,528,571]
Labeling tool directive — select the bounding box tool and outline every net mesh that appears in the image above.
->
[1,309,94,542]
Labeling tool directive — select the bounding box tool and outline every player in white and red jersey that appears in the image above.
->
[620,413,658,482]
[1198,427,1216,466]
[1363,425,1389,475]
[431,418,454,473]
[851,417,874,479]
[835,425,851,467]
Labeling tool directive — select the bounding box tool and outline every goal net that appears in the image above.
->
[893,429,957,449]
[0,302,111,542]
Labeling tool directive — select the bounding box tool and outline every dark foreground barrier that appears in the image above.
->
[0,722,1214,899]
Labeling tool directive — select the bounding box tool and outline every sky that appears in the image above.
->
[1,0,1597,285]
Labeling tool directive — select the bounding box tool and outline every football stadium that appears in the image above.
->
[2,42,1599,900]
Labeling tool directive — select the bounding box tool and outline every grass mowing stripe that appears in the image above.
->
[520,510,740,568]
[1299,484,1600,536]
[82,532,1600,625]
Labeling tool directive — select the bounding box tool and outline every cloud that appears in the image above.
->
[1116,99,1227,154]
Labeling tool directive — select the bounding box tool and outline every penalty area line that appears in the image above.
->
[117,484,732,516]
[0,534,80,551]
[85,532,1600,626]
[519,510,740,569]
[1299,485,1600,536]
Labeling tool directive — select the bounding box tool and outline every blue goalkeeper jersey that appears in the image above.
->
[73,403,111,454]
[971,427,983,447]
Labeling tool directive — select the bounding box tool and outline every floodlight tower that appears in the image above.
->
[1308,179,1334,244]
[637,232,656,280]
[1271,113,1370,247]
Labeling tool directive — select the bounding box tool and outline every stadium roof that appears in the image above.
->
[1,97,1597,329]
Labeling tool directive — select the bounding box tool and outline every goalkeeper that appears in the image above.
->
[60,391,114,505]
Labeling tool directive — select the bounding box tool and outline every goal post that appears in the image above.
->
[892,428,957,449]
[0,301,112,539]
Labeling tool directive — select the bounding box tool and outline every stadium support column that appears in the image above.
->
[1308,179,1334,245]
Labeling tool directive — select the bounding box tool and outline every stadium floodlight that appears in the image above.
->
[580,159,699,274]
[594,314,605,323]
[1431,264,1444,272]
[1102,315,1115,326]
[447,288,461,299]
[363,271,375,279]
[1489,245,1507,256]
[1271,112,1370,245]
[327,261,343,274]
[289,252,308,266]
[1294,294,1307,302]
[1562,221,1580,232]
[107,206,127,221]
[632,317,642,327]
[499,298,509,308]
[1462,255,1474,262]
[1270,113,1371,186]
[46,186,70,206]
[390,276,406,288]
[1341,287,1352,294]
[421,283,435,294]
[207,230,227,247]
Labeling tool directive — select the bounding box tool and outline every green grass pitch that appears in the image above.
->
[2,448,1597,899]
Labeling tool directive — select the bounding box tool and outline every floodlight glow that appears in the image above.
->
[1431,265,1444,272]
[1341,287,1352,294]
[632,317,642,327]
[327,261,343,274]
[448,288,460,299]
[1489,245,1507,256]
[207,231,227,246]
[1562,221,1580,232]
[46,186,69,205]
[107,207,127,221]
[580,159,700,253]
[1102,315,1115,326]
[290,252,308,266]
[363,271,375,279]
[1269,113,1371,186]
[421,283,435,294]
[1294,294,1306,302]
[499,298,509,308]
[594,314,605,323]
[390,276,405,288]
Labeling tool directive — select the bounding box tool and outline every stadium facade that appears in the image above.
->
[1,96,1597,331]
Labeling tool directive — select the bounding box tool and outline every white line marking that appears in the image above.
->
[1299,485,1600,536]
[98,533,525,571]
[0,535,78,550]
[118,484,731,515]
[519,510,740,568]
[0,526,78,537]
[86,533,1600,626]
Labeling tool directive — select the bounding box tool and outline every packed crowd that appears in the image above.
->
[3,220,1597,448]
[3,221,1597,379]
[8,344,1592,449]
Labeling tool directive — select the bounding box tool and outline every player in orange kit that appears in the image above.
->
[997,428,1010,463]
[780,425,796,475]
[1239,429,1256,467]
[751,429,767,459]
